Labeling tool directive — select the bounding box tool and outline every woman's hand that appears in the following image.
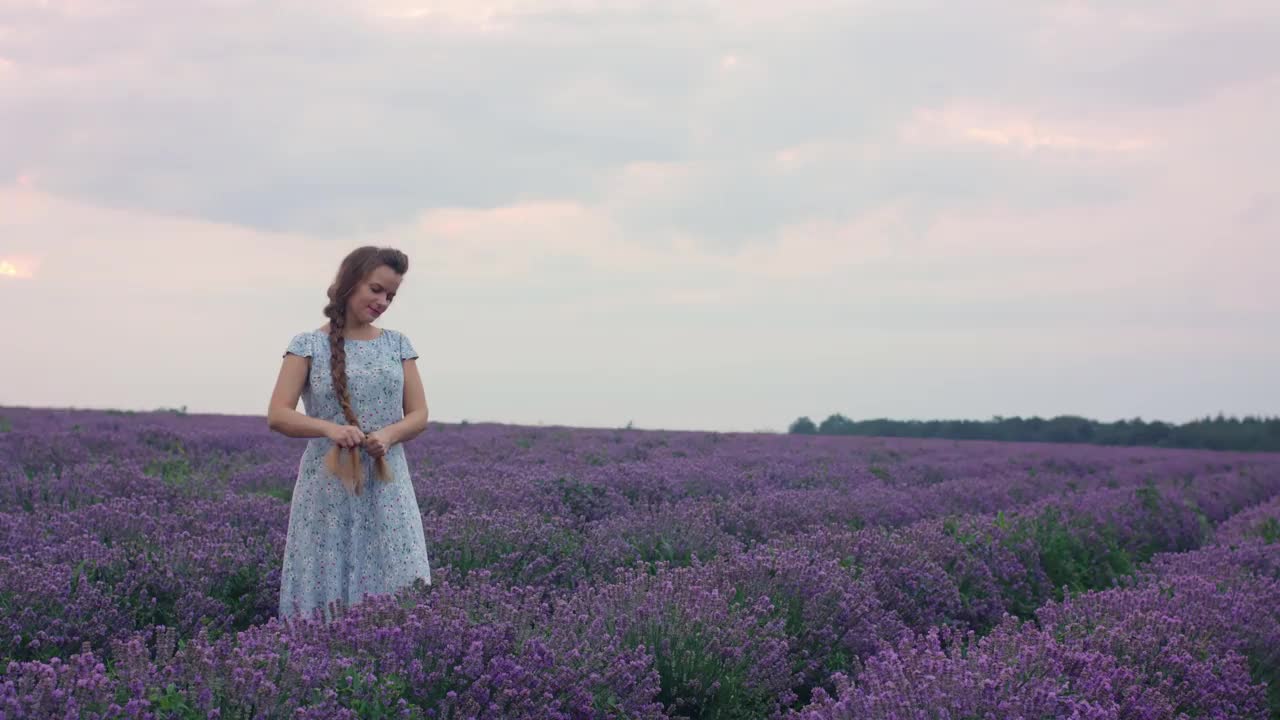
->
[364,429,393,458]
[326,423,366,449]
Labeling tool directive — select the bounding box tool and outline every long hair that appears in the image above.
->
[323,246,410,495]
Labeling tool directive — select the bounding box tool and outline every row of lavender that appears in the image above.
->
[2,407,1249,521]
[795,493,1280,718]
[1,408,1279,717]
[1,409,1266,657]
[6,477,1279,718]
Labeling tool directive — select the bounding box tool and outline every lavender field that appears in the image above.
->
[3,406,1280,719]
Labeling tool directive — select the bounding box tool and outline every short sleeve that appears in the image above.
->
[398,331,419,360]
[283,332,312,358]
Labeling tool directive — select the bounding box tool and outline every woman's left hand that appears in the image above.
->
[363,429,393,458]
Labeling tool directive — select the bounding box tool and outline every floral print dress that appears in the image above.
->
[277,328,432,623]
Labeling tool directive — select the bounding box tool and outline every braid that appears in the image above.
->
[327,309,359,428]
[322,286,393,495]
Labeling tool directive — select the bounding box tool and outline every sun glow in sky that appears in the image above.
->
[0,257,38,279]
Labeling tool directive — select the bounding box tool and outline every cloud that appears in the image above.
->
[3,0,1275,231]
[2,0,1278,428]
[0,185,341,293]
[400,200,641,280]
[900,103,1155,154]
[1030,1,1280,108]
[13,0,1257,242]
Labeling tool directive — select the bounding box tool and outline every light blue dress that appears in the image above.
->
[277,328,432,623]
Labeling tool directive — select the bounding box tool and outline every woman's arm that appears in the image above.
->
[382,358,429,446]
[267,354,336,439]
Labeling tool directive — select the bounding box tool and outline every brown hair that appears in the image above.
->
[322,246,410,495]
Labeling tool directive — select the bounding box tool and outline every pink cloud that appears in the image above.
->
[602,161,699,209]
[0,186,337,292]
[900,102,1156,154]
[770,140,880,173]
[400,201,672,280]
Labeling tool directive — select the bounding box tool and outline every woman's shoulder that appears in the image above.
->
[283,329,322,358]
[384,328,419,360]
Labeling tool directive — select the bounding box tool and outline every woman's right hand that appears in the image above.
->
[326,423,366,449]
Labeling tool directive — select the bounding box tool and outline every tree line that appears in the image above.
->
[787,413,1280,452]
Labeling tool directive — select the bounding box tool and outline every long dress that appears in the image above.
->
[277,327,432,623]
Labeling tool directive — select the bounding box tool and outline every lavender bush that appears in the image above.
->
[2,406,1280,718]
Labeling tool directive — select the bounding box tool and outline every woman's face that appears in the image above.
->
[347,265,403,324]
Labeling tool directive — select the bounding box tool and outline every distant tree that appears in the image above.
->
[818,413,855,434]
[786,411,1280,452]
[789,416,818,435]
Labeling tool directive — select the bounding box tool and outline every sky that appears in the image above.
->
[1,0,1278,432]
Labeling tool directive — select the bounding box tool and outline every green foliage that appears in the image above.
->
[1255,517,1280,544]
[253,486,293,503]
[334,671,421,719]
[443,535,518,578]
[139,429,186,455]
[788,416,817,435]
[788,412,1280,452]
[1135,483,1161,512]
[148,683,200,718]
[125,574,182,630]
[817,414,855,435]
[947,506,1142,620]
[208,565,266,636]
[1020,509,1133,600]
[548,475,611,522]
[145,457,193,487]
[622,609,776,720]
[0,416,11,432]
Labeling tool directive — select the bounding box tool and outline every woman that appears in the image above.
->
[267,246,432,623]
